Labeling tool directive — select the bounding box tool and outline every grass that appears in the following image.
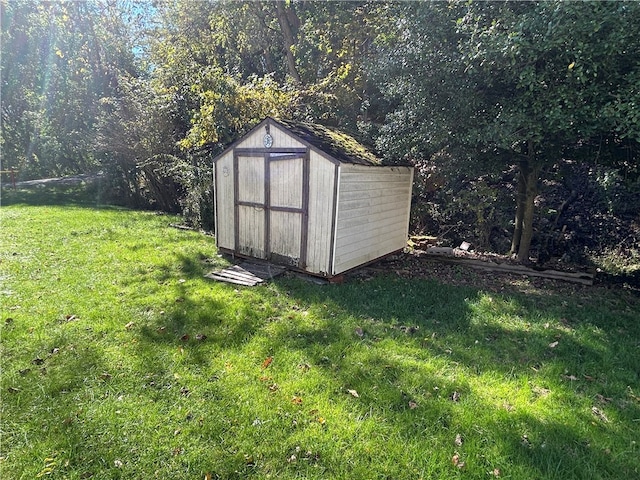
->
[1,189,639,479]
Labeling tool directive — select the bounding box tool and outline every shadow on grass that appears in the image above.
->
[121,249,640,478]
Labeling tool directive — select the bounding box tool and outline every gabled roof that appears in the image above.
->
[273,118,381,166]
[212,117,383,166]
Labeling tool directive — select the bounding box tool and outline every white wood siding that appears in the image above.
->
[305,152,336,275]
[214,151,235,250]
[238,123,305,149]
[333,165,413,275]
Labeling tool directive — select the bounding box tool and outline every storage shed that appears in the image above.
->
[212,117,413,278]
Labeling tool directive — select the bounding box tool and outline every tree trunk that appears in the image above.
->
[511,142,541,263]
[275,2,301,83]
[510,166,527,255]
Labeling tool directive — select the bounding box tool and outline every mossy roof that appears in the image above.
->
[274,118,381,166]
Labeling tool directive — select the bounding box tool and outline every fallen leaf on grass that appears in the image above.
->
[124,321,135,330]
[99,373,112,381]
[491,468,501,477]
[268,383,279,392]
[354,327,364,338]
[262,356,273,369]
[291,396,303,405]
[204,473,212,480]
[591,406,609,423]
[548,341,559,348]
[451,454,465,469]
[454,434,463,446]
[347,389,359,398]
[180,334,190,341]
[562,374,578,381]
[408,401,418,409]
[157,326,166,334]
[451,391,461,402]
[65,314,77,322]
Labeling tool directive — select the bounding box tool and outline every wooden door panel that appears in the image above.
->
[236,155,266,258]
[270,157,303,208]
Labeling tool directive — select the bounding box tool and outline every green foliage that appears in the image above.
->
[372,1,640,260]
[1,0,136,178]
[3,0,638,253]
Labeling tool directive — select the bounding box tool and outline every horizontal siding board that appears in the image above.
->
[340,165,412,175]
[338,195,409,213]
[339,186,411,203]
[333,236,406,274]
[340,172,413,183]
[336,213,409,238]
[338,179,410,192]
[336,198,409,222]
[335,218,408,255]
[335,232,407,261]
[333,163,413,275]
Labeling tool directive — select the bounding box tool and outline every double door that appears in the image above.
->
[234,151,308,267]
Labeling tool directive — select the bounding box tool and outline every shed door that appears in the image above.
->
[268,153,308,267]
[234,151,308,267]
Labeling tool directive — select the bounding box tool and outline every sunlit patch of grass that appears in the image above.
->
[1,200,639,479]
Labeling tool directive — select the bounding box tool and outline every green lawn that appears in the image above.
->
[1,197,639,479]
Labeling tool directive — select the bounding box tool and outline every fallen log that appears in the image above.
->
[422,249,594,285]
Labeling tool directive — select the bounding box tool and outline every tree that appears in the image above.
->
[1,0,136,178]
[374,0,640,262]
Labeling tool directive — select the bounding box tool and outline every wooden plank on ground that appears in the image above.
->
[422,250,594,285]
[204,273,259,286]
[204,261,287,286]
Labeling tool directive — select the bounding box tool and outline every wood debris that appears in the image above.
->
[204,261,286,286]
[421,247,594,285]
